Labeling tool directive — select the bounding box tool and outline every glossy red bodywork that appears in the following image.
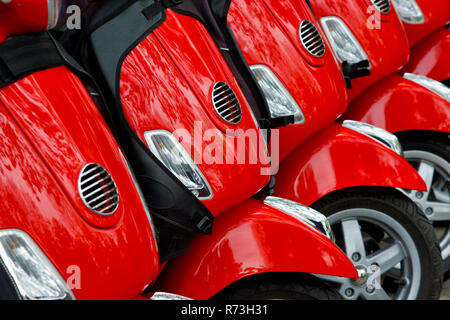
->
[0,66,159,299]
[404,27,450,82]
[400,0,449,48]
[227,0,426,196]
[309,0,411,101]
[156,198,358,299]
[228,0,349,162]
[0,0,49,42]
[310,0,450,137]
[344,74,450,134]
[274,123,426,206]
[120,12,270,216]
[119,10,358,295]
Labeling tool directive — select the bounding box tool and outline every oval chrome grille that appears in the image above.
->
[371,0,391,14]
[78,163,119,216]
[299,20,325,58]
[212,81,242,125]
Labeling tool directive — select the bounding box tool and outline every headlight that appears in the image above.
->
[320,17,369,66]
[144,130,213,199]
[250,65,305,124]
[342,120,403,155]
[391,0,425,24]
[0,229,75,300]
[264,197,335,241]
[404,73,450,102]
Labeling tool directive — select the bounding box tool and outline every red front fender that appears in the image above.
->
[343,74,450,134]
[404,27,450,82]
[274,123,426,206]
[155,199,357,299]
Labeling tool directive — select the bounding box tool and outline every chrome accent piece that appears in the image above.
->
[320,16,371,67]
[342,120,403,155]
[264,197,334,240]
[404,73,450,102]
[0,229,75,300]
[78,163,119,216]
[144,130,213,200]
[46,0,60,29]
[250,64,305,124]
[151,292,192,300]
[391,0,425,24]
[299,20,326,58]
[212,82,242,125]
[370,0,391,14]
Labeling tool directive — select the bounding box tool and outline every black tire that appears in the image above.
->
[400,136,450,276]
[312,188,442,300]
[215,273,342,300]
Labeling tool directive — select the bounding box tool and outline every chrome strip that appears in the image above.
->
[264,197,335,241]
[151,292,192,300]
[342,120,403,155]
[46,0,60,30]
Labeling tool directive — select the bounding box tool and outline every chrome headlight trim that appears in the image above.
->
[250,64,305,124]
[264,197,334,240]
[391,0,425,24]
[320,16,371,68]
[404,73,450,102]
[0,229,75,300]
[144,130,213,200]
[343,120,403,155]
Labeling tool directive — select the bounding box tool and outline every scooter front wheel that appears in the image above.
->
[400,137,450,274]
[313,189,442,300]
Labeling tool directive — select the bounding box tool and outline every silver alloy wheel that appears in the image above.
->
[317,208,421,300]
[403,150,450,261]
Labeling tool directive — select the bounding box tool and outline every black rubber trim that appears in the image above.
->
[0,33,64,89]
[342,60,371,79]
[0,259,20,300]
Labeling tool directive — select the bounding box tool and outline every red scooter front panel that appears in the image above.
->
[228,0,348,162]
[404,27,450,82]
[0,0,48,41]
[156,198,357,299]
[401,0,449,47]
[344,73,450,134]
[274,123,426,206]
[120,12,270,216]
[309,0,410,101]
[0,67,159,299]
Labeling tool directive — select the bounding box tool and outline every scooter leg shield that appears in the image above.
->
[404,27,450,83]
[274,123,427,206]
[343,74,450,135]
[155,198,357,300]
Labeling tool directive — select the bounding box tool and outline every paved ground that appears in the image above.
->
[441,279,450,300]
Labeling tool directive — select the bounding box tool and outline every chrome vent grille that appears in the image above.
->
[78,163,119,216]
[299,20,326,58]
[371,0,391,14]
[212,81,242,125]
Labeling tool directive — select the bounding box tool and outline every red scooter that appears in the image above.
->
[0,0,163,299]
[391,0,450,84]
[151,0,442,299]
[302,0,449,275]
[55,0,359,300]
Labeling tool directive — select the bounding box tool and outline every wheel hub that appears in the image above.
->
[352,266,368,286]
